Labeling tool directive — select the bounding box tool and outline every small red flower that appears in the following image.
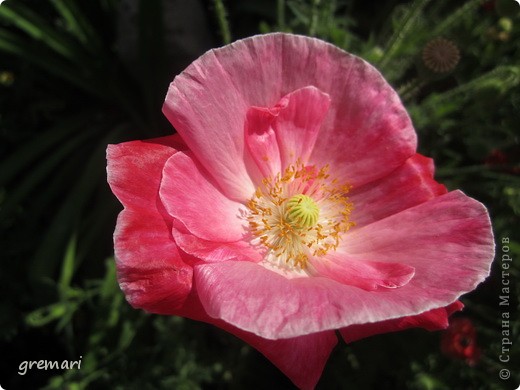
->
[482,0,496,13]
[441,317,481,365]
[484,149,520,174]
[484,149,508,166]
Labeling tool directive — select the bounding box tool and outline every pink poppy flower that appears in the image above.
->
[107,33,494,389]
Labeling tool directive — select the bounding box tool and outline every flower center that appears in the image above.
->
[286,194,319,228]
[247,161,354,271]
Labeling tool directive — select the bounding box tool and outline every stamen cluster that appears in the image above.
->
[247,161,354,270]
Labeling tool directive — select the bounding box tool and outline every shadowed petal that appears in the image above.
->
[340,301,464,343]
[107,136,193,312]
[245,105,283,179]
[172,292,337,390]
[246,86,330,180]
[114,209,193,312]
[349,153,447,228]
[272,86,330,169]
[160,151,247,242]
[235,329,336,390]
[107,135,185,211]
[309,257,415,291]
[172,220,263,263]
[343,191,494,290]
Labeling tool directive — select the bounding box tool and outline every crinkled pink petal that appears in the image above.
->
[107,136,193,312]
[114,209,193,313]
[163,33,416,197]
[246,86,330,179]
[194,261,339,339]
[272,86,330,170]
[172,291,337,390]
[163,52,258,201]
[309,256,415,291]
[238,330,336,390]
[349,153,447,228]
[343,191,494,285]
[245,105,282,179]
[193,191,493,339]
[307,52,417,186]
[171,220,263,263]
[340,301,464,343]
[107,135,185,211]
[159,151,247,242]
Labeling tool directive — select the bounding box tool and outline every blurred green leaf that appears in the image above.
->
[430,0,483,37]
[0,0,89,62]
[58,234,77,295]
[99,258,117,302]
[378,0,430,72]
[213,0,232,44]
[420,66,520,109]
[118,320,136,351]
[26,302,67,327]
[50,0,102,50]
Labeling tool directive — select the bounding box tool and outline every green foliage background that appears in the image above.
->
[0,0,519,389]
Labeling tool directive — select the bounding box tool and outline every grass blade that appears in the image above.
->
[50,0,102,50]
[0,0,89,63]
[213,0,232,44]
[59,234,77,295]
[378,0,430,71]
[431,0,483,37]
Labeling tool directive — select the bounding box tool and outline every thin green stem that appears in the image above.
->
[399,77,428,102]
[308,0,321,36]
[423,66,520,106]
[378,0,430,71]
[431,0,483,37]
[213,0,231,44]
[277,0,286,31]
